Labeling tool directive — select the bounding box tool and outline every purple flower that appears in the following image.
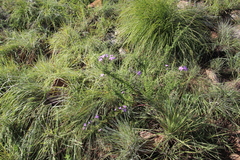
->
[101,54,109,58]
[98,54,109,61]
[122,106,127,112]
[100,74,105,77]
[109,55,116,60]
[98,54,116,61]
[98,129,102,132]
[165,64,169,67]
[109,57,116,60]
[118,105,127,112]
[95,115,100,119]
[88,121,92,124]
[83,123,87,127]
[121,91,125,94]
[178,66,188,71]
[136,71,142,75]
[114,108,117,111]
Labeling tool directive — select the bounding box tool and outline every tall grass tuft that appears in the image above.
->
[3,0,86,32]
[118,0,211,64]
[0,30,46,64]
[205,0,240,15]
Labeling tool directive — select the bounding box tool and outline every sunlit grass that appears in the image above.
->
[118,0,212,64]
[205,0,240,15]
[0,29,47,64]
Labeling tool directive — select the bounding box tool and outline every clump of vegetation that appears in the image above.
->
[0,0,239,159]
[205,0,240,15]
[0,30,47,64]
[1,0,87,32]
[118,0,212,64]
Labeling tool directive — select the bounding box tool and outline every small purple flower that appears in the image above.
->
[118,105,127,112]
[98,54,109,61]
[100,74,105,77]
[88,121,91,124]
[114,108,117,111]
[136,71,142,75]
[165,64,169,67]
[101,54,109,58]
[109,57,116,60]
[95,115,100,119]
[178,66,188,71]
[98,129,102,132]
[109,55,116,60]
[83,123,87,127]
[121,91,125,94]
[122,106,127,112]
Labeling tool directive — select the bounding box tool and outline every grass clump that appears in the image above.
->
[1,0,87,32]
[0,29,47,64]
[118,0,211,64]
[205,0,240,15]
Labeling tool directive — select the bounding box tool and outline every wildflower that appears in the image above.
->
[98,54,109,61]
[98,54,116,61]
[122,105,127,112]
[98,129,102,132]
[101,54,109,58]
[136,71,142,75]
[165,64,169,70]
[121,91,125,94]
[109,57,116,60]
[95,115,100,119]
[114,108,117,111]
[83,123,87,127]
[100,74,105,77]
[117,105,127,112]
[178,66,188,71]
[122,108,127,112]
[109,55,116,60]
[88,121,91,124]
